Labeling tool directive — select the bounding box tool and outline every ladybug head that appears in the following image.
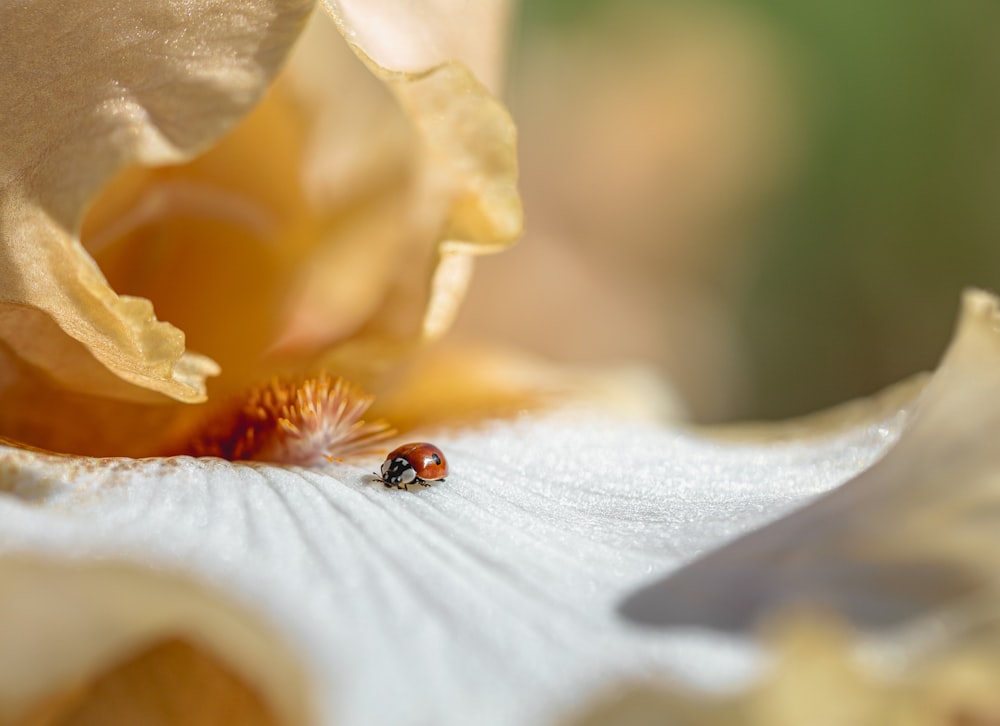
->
[381,457,416,485]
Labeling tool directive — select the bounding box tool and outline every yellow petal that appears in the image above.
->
[0,2,523,455]
[0,0,313,403]
[366,340,685,432]
[320,0,524,344]
[320,0,515,93]
[78,3,522,379]
[81,83,320,391]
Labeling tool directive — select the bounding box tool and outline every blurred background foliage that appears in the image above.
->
[457,0,1000,422]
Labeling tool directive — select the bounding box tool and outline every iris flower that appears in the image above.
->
[0,0,520,457]
[2,2,1000,725]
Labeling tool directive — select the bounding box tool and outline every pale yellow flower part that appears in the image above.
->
[272,6,521,359]
[0,1,522,456]
[321,0,523,345]
[569,613,1000,726]
[0,0,313,403]
[322,0,514,94]
[0,0,521,414]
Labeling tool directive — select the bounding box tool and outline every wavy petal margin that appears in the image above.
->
[7,288,1000,720]
[593,289,1000,721]
[321,0,514,94]
[621,289,1000,632]
[0,335,909,721]
[321,0,523,341]
[0,0,313,402]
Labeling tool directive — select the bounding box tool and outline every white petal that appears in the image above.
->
[9,289,1000,723]
[622,289,1000,634]
[0,405,901,723]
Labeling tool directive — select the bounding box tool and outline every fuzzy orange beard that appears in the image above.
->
[187,373,394,465]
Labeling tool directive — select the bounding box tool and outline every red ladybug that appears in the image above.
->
[377,442,448,489]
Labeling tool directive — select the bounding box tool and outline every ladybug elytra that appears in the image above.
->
[376,442,448,489]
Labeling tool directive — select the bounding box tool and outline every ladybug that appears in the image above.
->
[377,442,448,489]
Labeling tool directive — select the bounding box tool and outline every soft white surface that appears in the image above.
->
[0,408,902,725]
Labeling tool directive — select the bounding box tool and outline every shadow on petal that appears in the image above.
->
[620,560,981,633]
[620,289,1000,633]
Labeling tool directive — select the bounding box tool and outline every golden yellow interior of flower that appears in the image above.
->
[81,86,316,391]
[0,68,419,457]
[0,87,321,456]
[0,8,523,458]
[0,88,324,457]
[0,342,194,458]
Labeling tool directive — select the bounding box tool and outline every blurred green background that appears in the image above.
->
[459,0,1000,422]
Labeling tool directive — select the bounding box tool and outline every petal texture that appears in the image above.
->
[20,282,1000,722]
[0,402,901,723]
[621,290,1000,633]
[0,0,312,402]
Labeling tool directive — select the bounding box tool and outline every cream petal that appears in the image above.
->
[317,0,523,345]
[0,391,901,722]
[268,12,421,353]
[22,279,1000,720]
[0,0,313,402]
[243,3,521,358]
[320,0,514,93]
[622,289,1000,632]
